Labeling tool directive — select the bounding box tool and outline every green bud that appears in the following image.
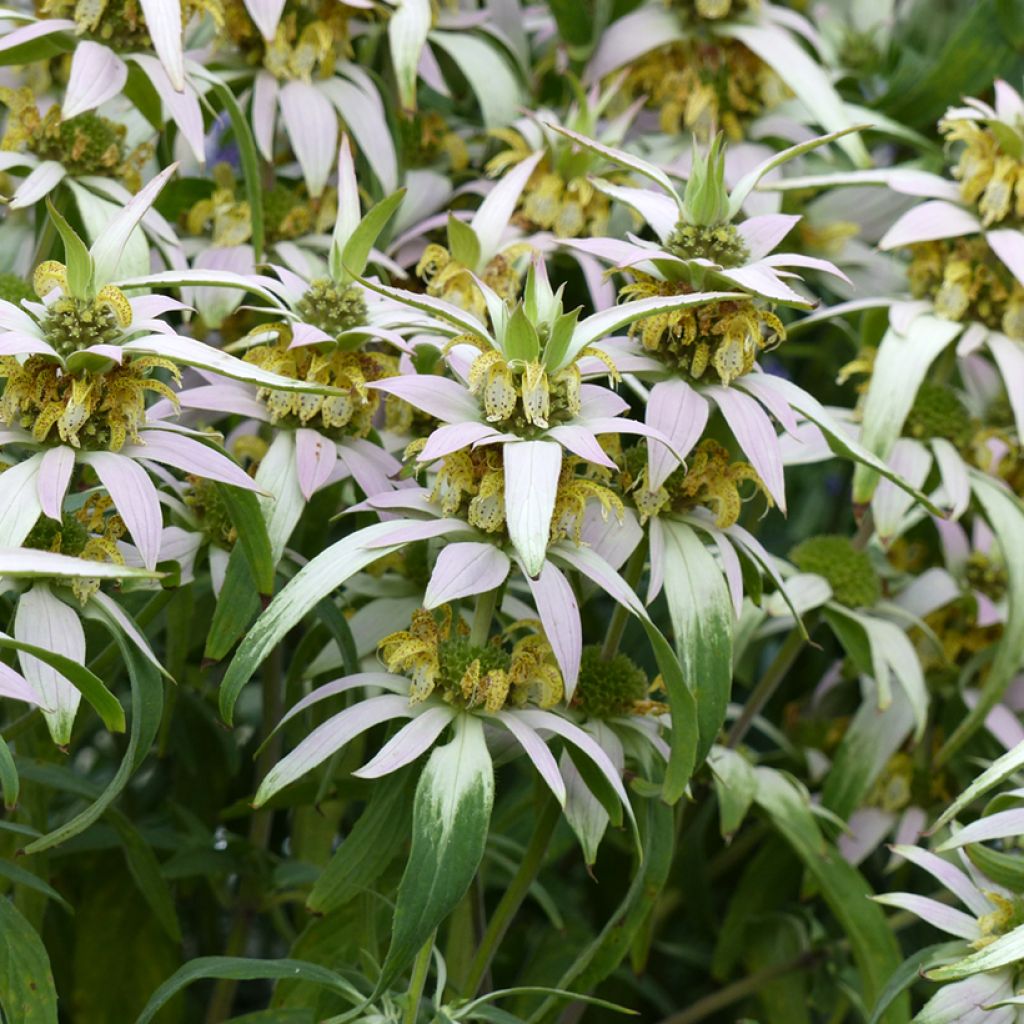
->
[682,134,731,227]
[790,534,881,609]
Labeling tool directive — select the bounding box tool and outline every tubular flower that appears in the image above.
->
[621,276,784,386]
[379,606,564,712]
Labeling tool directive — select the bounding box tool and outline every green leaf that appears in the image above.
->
[708,746,757,838]
[503,304,541,363]
[204,550,262,661]
[136,957,361,1024]
[193,69,265,263]
[45,198,95,299]
[428,31,523,129]
[108,809,182,943]
[338,188,407,284]
[376,714,494,994]
[445,211,482,271]
[0,735,18,809]
[867,942,965,1024]
[933,739,1024,834]
[306,768,416,915]
[0,859,71,913]
[526,797,674,1024]
[0,633,125,734]
[966,843,1024,893]
[754,769,910,1023]
[23,630,163,854]
[926,921,1024,981]
[387,0,432,110]
[660,520,733,764]
[215,483,276,595]
[0,898,58,1024]
[936,472,1024,764]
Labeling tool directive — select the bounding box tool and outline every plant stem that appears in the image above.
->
[205,646,284,1023]
[463,792,560,997]
[724,620,811,749]
[601,543,646,660]
[470,588,499,647]
[404,932,436,1024]
[655,951,818,1024]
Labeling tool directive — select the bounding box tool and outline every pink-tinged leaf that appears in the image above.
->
[894,567,960,619]
[63,41,127,119]
[78,451,163,571]
[243,0,287,39]
[363,517,471,549]
[889,844,992,916]
[36,445,75,521]
[130,54,205,164]
[0,299,41,334]
[354,706,456,778]
[178,382,267,421]
[320,72,398,193]
[586,6,684,81]
[420,422,501,462]
[938,809,1024,850]
[295,428,337,500]
[523,560,581,697]
[275,673,408,733]
[987,228,1024,288]
[931,438,970,520]
[878,200,981,250]
[736,373,800,435]
[762,252,851,285]
[587,181,678,242]
[872,893,980,940]
[0,662,44,708]
[254,694,414,805]
[973,689,1024,751]
[514,708,634,823]
[368,375,480,423]
[546,425,617,470]
[581,504,642,572]
[252,71,279,161]
[504,440,563,578]
[562,235,661,272]
[279,81,338,199]
[336,437,402,499]
[122,429,258,492]
[9,160,65,210]
[350,488,436,517]
[0,454,44,548]
[719,262,811,307]
[838,808,895,866]
[737,214,800,261]
[492,711,566,805]
[139,0,184,90]
[87,588,168,677]
[707,385,786,512]
[579,383,629,418]
[332,133,360,257]
[871,438,931,541]
[0,331,58,357]
[15,583,85,745]
[424,542,510,608]
[0,19,74,56]
[646,379,709,490]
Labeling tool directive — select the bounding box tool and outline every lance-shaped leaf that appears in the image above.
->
[660,520,733,763]
[46,198,93,300]
[389,0,431,110]
[337,188,406,285]
[375,713,494,994]
[852,315,964,503]
[0,899,58,1024]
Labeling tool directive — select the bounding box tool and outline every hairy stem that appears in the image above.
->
[470,588,500,647]
[404,932,436,1024]
[601,542,647,660]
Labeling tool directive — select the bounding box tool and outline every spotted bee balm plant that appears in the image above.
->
[6,2,1024,1023]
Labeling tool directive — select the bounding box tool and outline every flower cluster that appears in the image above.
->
[3,3,1024,1023]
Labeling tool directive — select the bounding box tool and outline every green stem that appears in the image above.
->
[724,619,812,750]
[470,588,499,647]
[655,951,819,1024]
[463,793,560,997]
[205,646,284,1023]
[403,932,436,1024]
[601,542,646,660]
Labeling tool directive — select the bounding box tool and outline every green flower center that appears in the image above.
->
[24,511,89,556]
[184,476,238,549]
[905,381,973,447]
[42,296,122,357]
[571,646,649,719]
[790,534,881,609]
[295,279,368,339]
[965,552,1008,602]
[667,222,750,267]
